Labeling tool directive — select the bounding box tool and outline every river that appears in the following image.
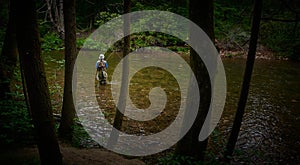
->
[45,51,300,163]
[219,58,300,164]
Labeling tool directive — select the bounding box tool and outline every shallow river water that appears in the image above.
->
[45,51,300,163]
[219,58,300,164]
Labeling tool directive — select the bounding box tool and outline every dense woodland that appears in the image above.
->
[1,0,299,59]
[0,0,299,164]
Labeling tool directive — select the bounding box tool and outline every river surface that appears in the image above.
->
[45,51,300,163]
[219,58,300,164]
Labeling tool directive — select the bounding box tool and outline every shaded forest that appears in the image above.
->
[0,0,299,164]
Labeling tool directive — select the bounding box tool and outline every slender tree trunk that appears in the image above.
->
[58,0,77,141]
[14,0,63,164]
[53,0,60,33]
[224,0,262,162]
[175,0,214,161]
[59,0,64,36]
[46,0,55,25]
[108,0,131,147]
[45,0,64,38]
[19,51,31,116]
[0,1,18,99]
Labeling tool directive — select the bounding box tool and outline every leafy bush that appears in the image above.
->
[92,10,188,53]
[214,1,252,51]
[95,11,119,26]
[0,97,34,147]
[76,38,85,48]
[0,67,34,147]
[71,123,95,148]
[260,20,299,59]
[108,32,186,52]
[41,32,64,52]
[77,37,109,50]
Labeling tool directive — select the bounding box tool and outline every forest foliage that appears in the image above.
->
[0,0,299,60]
[0,0,299,164]
[0,0,298,150]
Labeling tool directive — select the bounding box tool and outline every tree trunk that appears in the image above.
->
[45,0,55,25]
[20,58,32,116]
[107,0,131,147]
[175,0,214,161]
[58,0,77,141]
[0,1,18,99]
[45,0,64,38]
[14,0,63,164]
[59,0,64,36]
[224,0,262,162]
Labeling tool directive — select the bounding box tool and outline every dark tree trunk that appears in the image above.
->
[58,0,77,141]
[14,0,63,164]
[108,0,131,147]
[189,0,215,42]
[175,0,214,161]
[0,1,18,99]
[224,0,262,162]
[19,49,32,116]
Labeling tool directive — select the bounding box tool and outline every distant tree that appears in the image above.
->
[0,0,17,99]
[175,0,214,161]
[75,0,120,30]
[58,0,77,141]
[14,0,63,164]
[225,0,262,162]
[45,0,64,37]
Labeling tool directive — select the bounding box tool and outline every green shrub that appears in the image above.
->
[0,67,34,147]
[41,32,64,52]
[95,11,120,26]
[0,98,34,147]
[260,20,299,59]
[76,38,85,48]
[214,1,251,51]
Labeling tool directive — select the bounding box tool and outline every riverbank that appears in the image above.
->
[216,39,283,60]
[0,144,145,165]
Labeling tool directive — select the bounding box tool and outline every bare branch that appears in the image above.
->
[37,3,47,12]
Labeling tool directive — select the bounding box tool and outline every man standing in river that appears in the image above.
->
[96,54,108,84]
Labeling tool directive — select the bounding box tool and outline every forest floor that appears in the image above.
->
[0,144,145,165]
